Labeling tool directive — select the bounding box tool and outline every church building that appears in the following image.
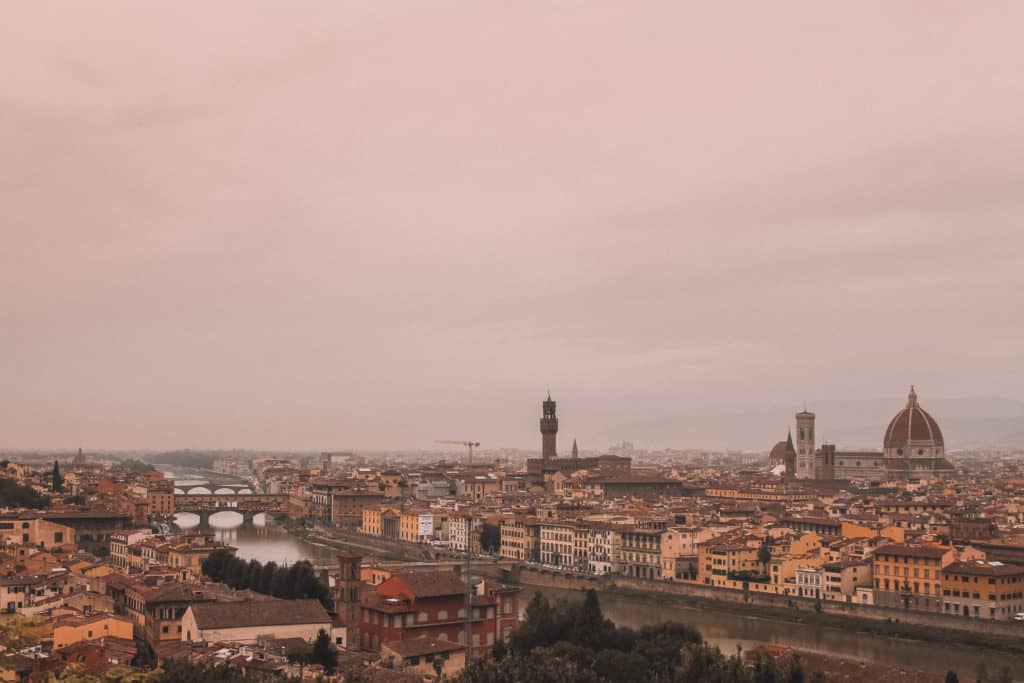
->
[770,387,954,483]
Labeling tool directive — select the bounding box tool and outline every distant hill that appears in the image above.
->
[143,450,216,470]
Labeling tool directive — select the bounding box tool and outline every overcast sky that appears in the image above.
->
[2,2,1023,452]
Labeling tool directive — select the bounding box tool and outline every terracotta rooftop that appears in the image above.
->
[873,544,949,559]
[944,560,1024,577]
[188,599,330,630]
[383,571,467,600]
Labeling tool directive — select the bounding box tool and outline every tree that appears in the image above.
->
[758,537,773,575]
[51,460,64,493]
[258,561,277,594]
[0,614,43,651]
[509,593,557,654]
[308,628,337,674]
[480,523,501,554]
[455,650,600,683]
[147,660,269,682]
[0,478,50,509]
[245,559,262,590]
[945,672,960,683]
[786,654,806,683]
[574,589,605,648]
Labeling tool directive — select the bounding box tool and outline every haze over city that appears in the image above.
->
[3,2,1024,451]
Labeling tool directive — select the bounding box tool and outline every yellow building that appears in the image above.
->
[872,543,955,612]
[52,613,133,650]
[399,509,423,543]
[698,537,761,587]
[381,637,466,678]
[362,507,384,537]
[660,526,712,582]
[941,560,1024,620]
[840,521,904,543]
[167,537,225,571]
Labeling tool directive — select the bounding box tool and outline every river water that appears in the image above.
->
[169,479,1024,680]
[529,585,1023,680]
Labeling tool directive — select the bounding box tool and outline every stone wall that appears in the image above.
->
[516,567,1024,639]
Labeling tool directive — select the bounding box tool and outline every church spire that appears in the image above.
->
[572,439,578,459]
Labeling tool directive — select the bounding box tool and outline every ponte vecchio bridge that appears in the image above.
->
[173,493,289,524]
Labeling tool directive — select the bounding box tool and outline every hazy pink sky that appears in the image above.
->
[2,2,1023,451]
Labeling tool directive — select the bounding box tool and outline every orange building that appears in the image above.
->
[941,560,1024,620]
[872,543,955,612]
[52,613,133,650]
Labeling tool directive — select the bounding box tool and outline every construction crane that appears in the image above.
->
[435,440,480,467]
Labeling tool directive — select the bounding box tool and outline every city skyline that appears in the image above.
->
[4,3,1024,450]
[3,389,1024,453]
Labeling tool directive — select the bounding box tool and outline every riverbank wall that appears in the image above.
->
[516,566,1024,642]
[297,528,1024,644]
[292,526,435,564]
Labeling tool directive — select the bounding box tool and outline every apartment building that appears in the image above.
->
[539,522,576,570]
[941,560,1024,620]
[872,544,955,612]
[660,526,711,581]
[585,524,622,575]
[619,527,664,580]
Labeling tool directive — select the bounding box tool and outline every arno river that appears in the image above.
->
[167,471,1024,681]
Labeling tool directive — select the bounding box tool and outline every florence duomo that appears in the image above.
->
[3,2,1023,681]
[770,386,955,483]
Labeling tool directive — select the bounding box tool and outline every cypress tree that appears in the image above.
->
[259,562,277,594]
[51,461,64,493]
[309,628,337,673]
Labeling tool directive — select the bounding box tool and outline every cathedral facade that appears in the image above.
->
[769,387,954,483]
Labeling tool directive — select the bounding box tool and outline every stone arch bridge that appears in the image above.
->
[174,494,289,524]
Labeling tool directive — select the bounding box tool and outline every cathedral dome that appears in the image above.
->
[884,386,944,452]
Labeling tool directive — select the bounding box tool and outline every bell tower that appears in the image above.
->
[334,552,362,648]
[540,392,558,461]
[795,408,816,479]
